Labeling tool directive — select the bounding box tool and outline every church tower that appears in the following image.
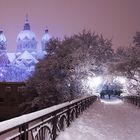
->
[0,29,7,53]
[41,27,51,52]
[14,16,38,71]
[16,15,37,57]
[0,29,9,66]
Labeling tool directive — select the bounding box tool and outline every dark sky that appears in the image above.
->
[0,0,140,52]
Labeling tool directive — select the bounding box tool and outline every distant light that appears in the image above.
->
[67,83,70,87]
[87,76,102,88]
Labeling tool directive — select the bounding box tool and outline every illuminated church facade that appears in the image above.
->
[0,17,51,82]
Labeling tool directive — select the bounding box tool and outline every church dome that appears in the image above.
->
[17,30,36,41]
[16,16,37,53]
[17,18,36,41]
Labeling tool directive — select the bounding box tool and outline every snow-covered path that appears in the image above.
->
[57,98,140,140]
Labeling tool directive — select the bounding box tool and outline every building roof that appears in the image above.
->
[16,50,38,64]
[7,53,16,62]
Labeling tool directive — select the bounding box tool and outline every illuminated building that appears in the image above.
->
[0,16,51,81]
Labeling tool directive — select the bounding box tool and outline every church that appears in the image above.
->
[0,17,51,82]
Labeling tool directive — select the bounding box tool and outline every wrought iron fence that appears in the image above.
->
[0,95,97,140]
[122,95,140,107]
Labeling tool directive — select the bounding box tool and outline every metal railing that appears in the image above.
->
[0,95,97,140]
[122,95,140,107]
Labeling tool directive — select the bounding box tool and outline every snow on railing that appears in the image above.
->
[122,95,140,107]
[0,95,97,140]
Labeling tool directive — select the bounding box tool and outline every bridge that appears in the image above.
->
[0,95,140,140]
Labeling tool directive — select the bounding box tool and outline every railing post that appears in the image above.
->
[67,105,71,127]
[19,123,28,140]
[136,97,137,105]
[52,114,57,140]
[75,103,78,118]
[138,97,140,107]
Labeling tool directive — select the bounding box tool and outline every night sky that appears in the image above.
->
[0,0,140,52]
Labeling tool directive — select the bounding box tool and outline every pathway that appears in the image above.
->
[57,97,140,140]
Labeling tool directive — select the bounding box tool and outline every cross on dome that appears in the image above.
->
[24,14,30,30]
[25,14,29,23]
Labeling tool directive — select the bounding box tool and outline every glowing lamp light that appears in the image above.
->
[87,76,102,88]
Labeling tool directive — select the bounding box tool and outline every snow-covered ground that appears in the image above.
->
[57,97,140,140]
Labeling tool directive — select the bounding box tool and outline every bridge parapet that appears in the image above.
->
[122,95,140,107]
[0,95,97,140]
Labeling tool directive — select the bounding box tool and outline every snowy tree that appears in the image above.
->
[115,47,127,61]
[46,38,61,55]
[109,46,140,95]
[133,32,140,47]
[23,30,114,113]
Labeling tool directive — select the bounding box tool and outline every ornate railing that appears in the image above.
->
[122,95,140,107]
[0,95,97,140]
